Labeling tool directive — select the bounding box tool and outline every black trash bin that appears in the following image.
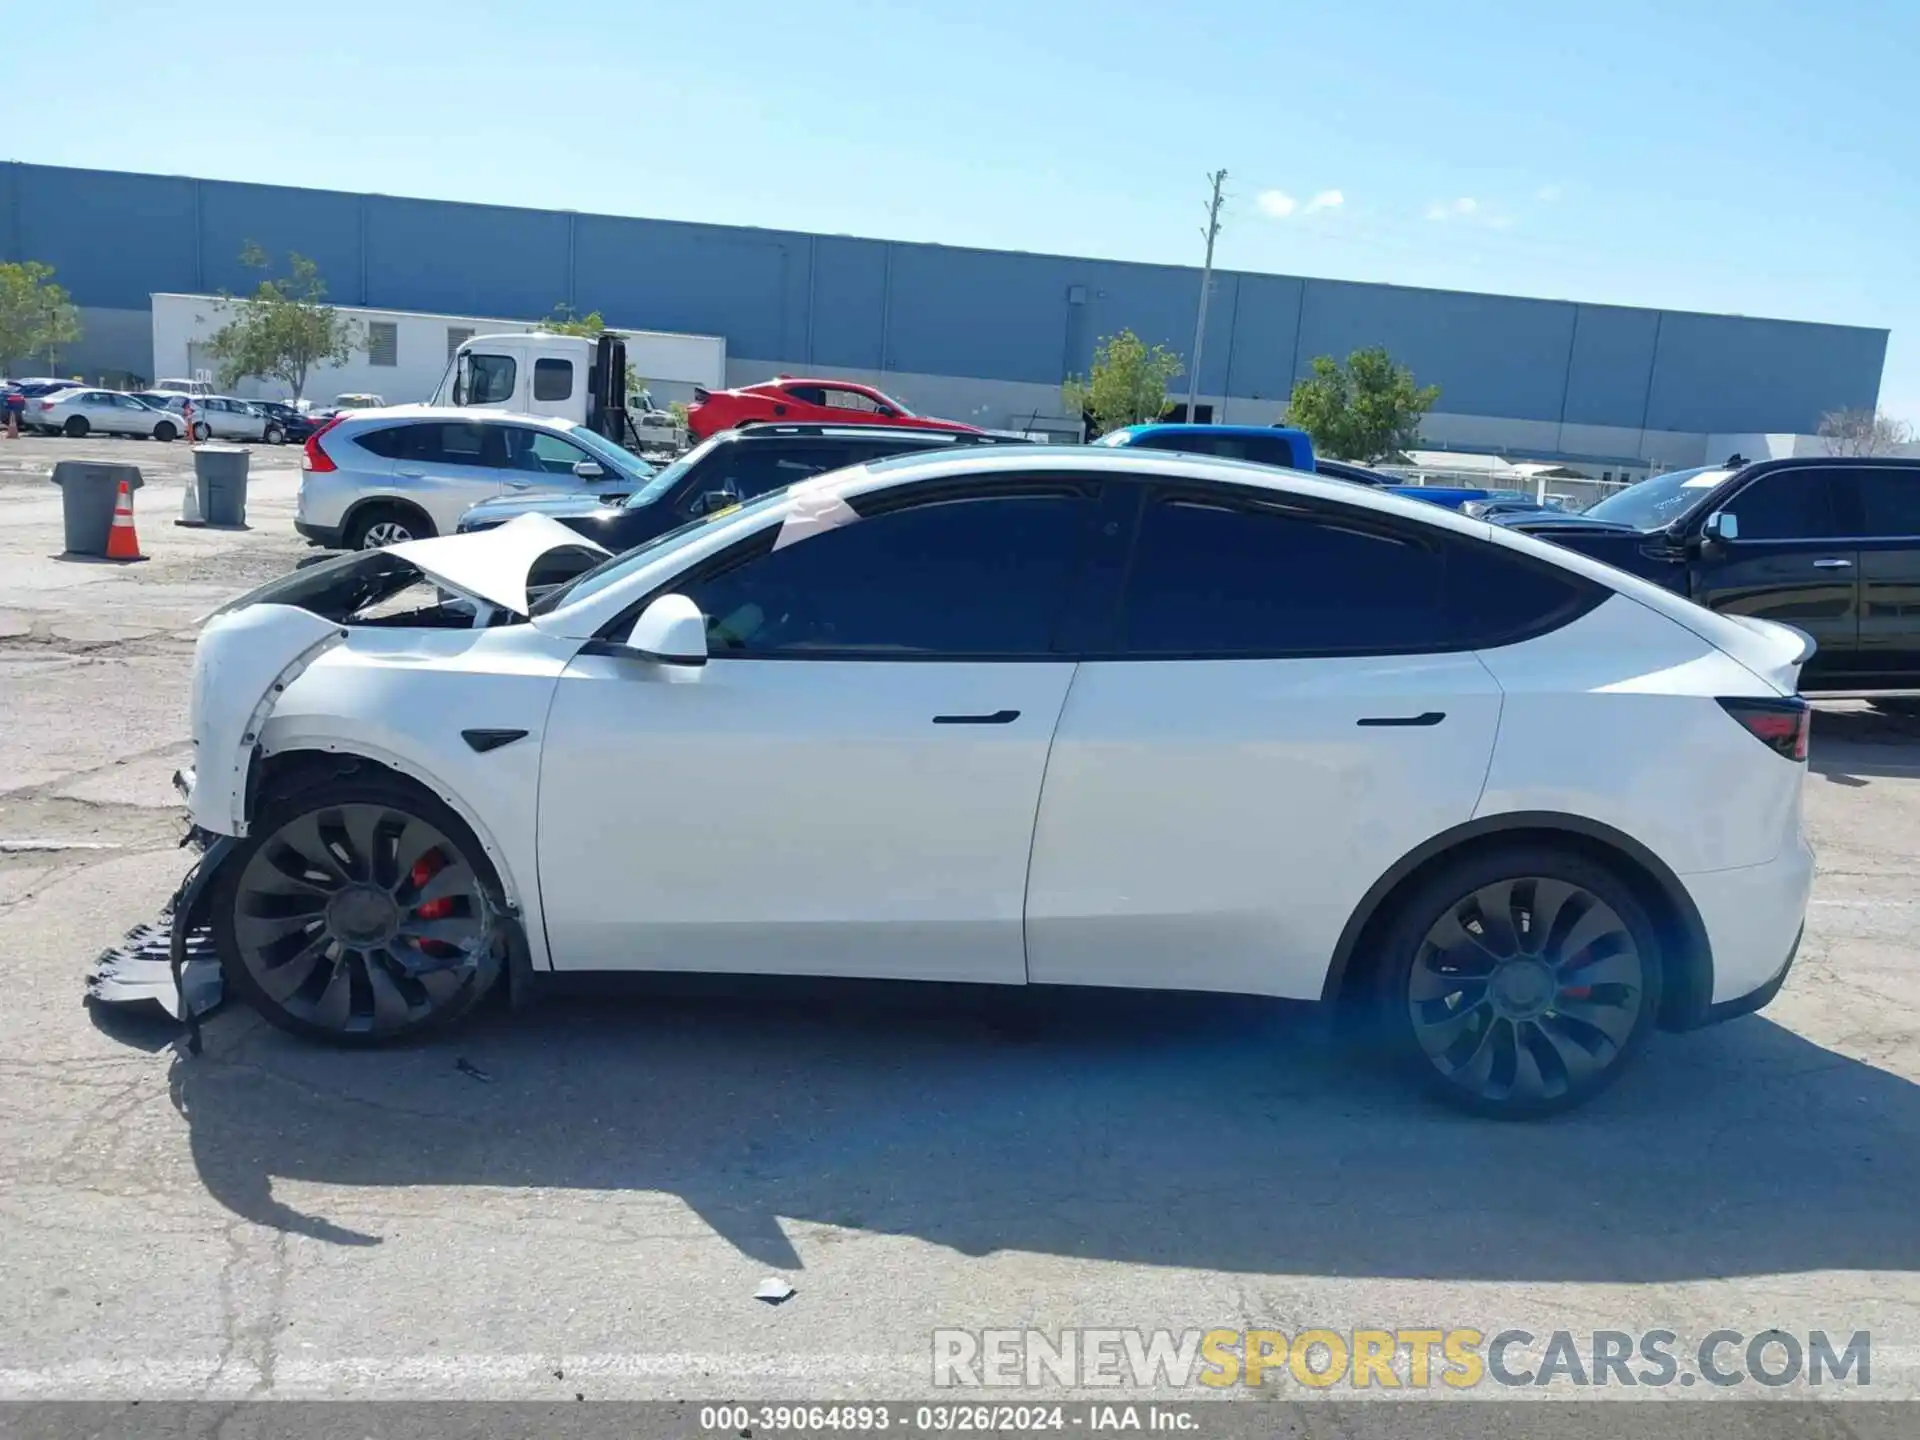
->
[192,444,251,527]
[51,462,143,556]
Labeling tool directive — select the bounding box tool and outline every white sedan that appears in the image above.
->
[32,387,185,440]
[144,393,284,443]
[159,447,1815,1116]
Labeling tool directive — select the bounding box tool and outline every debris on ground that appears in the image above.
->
[85,918,223,1018]
[455,1057,494,1083]
[754,1276,797,1305]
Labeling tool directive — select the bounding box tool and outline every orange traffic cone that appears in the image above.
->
[105,478,145,561]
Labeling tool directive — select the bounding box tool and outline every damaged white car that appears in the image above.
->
[102,448,1816,1116]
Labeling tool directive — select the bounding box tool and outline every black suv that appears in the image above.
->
[456,423,1032,549]
[1501,455,1920,693]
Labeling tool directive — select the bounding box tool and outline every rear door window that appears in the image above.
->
[533,358,574,402]
[1857,468,1920,538]
[1115,491,1603,656]
[1121,495,1446,654]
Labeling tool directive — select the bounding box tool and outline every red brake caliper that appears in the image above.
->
[408,851,456,955]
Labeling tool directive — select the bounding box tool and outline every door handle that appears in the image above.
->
[1812,558,1853,569]
[396,467,424,478]
[932,709,1021,725]
[1356,711,1447,727]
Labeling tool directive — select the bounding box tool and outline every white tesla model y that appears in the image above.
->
[165,446,1815,1116]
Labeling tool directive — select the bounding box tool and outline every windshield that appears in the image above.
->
[1584,466,1733,530]
[621,435,726,510]
[532,484,795,617]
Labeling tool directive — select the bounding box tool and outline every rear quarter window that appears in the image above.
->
[1440,539,1608,648]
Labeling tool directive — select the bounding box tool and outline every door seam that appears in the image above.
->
[1466,649,1507,820]
[1019,662,1083,984]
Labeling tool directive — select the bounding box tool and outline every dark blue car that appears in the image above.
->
[1092,424,1501,511]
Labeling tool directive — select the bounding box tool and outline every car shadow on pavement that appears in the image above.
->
[160,977,1920,1281]
[1810,705,1920,786]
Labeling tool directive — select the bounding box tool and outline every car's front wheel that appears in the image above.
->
[1374,845,1662,1118]
[152,420,179,442]
[212,776,506,1045]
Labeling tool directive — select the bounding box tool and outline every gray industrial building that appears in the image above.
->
[1,161,1890,467]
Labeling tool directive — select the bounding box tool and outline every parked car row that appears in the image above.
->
[1,380,376,444]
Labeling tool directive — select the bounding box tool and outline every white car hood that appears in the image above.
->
[384,513,609,616]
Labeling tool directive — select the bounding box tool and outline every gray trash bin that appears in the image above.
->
[51,462,143,556]
[192,444,251,527]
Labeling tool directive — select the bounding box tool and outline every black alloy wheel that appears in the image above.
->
[215,782,504,1043]
[1378,847,1662,1117]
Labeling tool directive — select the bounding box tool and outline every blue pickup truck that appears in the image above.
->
[1093,424,1499,510]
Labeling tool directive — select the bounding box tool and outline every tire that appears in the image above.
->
[212,774,507,1045]
[1371,844,1663,1119]
[264,423,285,445]
[344,503,435,550]
[191,421,212,441]
[153,420,178,443]
[63,415,89,438]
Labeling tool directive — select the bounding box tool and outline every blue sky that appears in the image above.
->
[4,0,1915,421]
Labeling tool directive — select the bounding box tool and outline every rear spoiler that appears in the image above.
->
[691,385,712,403]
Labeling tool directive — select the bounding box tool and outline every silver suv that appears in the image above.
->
[294,406,657,549]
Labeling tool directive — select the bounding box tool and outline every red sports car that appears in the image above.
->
[686,377,981,440]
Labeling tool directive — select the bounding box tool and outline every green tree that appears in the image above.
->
[0,261,83,374]
[544,303,647,403]
[1284,346,1439,461]
[202,243,361,400]
[1062,329,1184,436]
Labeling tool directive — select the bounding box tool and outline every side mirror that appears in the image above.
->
[1703,510,1739,543]
[876,405,898,417]
[572,459,606,480]
[622,594,708,667]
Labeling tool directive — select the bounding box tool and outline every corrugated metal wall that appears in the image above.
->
[1,162,1888,434]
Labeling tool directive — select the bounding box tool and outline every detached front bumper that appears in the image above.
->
[82,766,229,1030]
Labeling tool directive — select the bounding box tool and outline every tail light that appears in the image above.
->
[37,399,54,410]
[1718,696,1810,762]
[302,415,345,472]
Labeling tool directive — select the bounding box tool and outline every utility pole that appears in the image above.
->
[1185,169,1227,425]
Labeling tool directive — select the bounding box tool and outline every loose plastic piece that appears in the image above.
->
[85,918,223,1018]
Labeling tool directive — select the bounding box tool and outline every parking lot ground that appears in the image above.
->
[0,431,1916,1404]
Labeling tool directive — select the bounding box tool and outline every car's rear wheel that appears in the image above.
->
[152,420,179,442]
[191,420,212,441]
[213,777,506,1045]
[345,503,434,550]
[63,415,88,438]
[1374,845,1662,1118]
[264,422,285,445]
